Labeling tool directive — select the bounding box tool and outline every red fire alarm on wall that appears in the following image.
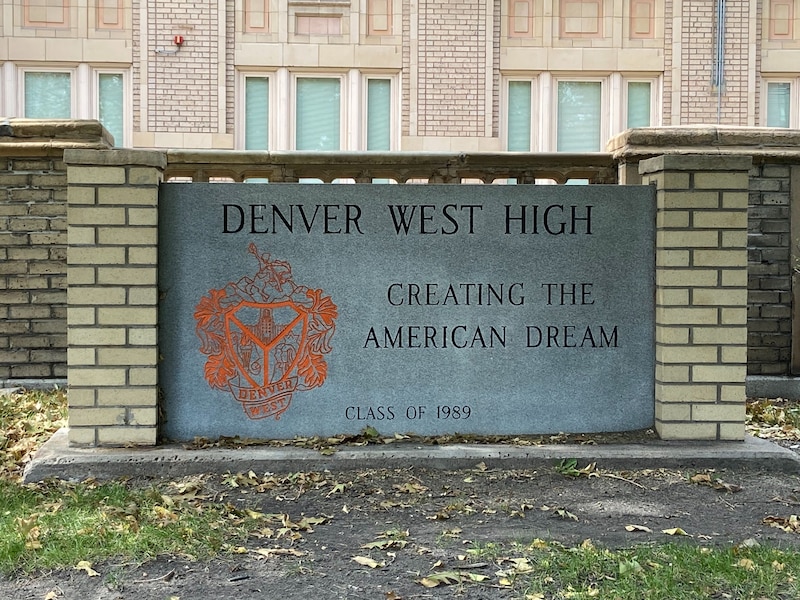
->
[173,35,184,46]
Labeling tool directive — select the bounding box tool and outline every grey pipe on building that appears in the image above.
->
[714,0,726,123]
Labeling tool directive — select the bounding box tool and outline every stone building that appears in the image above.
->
[0,1,798,151]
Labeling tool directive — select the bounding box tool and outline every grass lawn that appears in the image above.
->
[1,388,800,599]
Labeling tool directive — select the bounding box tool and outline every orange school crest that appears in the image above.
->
[194,243,337,420]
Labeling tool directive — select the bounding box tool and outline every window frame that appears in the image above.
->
[503,72,661,153]
[622,76,660,129]
[18,66,76,119]
[502,75,539,152]
[762,77,798,128]
[93,68,130,147]
[361,73,398,151]
[291,72,347,151]
[552,76,608,152]
[237,70,277,151]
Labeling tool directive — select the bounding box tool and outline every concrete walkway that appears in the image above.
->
[23,428,800,482]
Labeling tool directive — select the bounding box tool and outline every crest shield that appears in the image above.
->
[195,245,337,420]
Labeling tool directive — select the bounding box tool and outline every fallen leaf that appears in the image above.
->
[393,482,429,494]
[763,515,800,533]
[252,548,307,558]
[352,555,384,569]
[690,472,742,493]
[625,524,653,533]
[326,483,348,496]
[662,527,689,536]
[418,571,464,587]
[737,558,756,571]
[75,561,99,577]
[619,559,643,576]
[361,539,408,550]
[553,508,579,521]
[690,473,712,484]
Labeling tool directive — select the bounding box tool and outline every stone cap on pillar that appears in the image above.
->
[608,126,800,164]
[0,118,113,156]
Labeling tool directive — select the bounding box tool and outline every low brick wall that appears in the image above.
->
[1,121,800,443]
[63,147,751,443]
[747,162,795,376]
[0,120,111,385]
[610,127,800,381]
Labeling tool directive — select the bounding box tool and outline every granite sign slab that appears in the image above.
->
[158,184,655,441]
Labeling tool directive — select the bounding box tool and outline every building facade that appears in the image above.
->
[0,1,798,151]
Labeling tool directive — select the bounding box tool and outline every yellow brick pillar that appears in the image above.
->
[65,149,166,446]
[640,155,751,441]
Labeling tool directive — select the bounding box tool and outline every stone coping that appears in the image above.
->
[0,118,113,149]
[162,150,617,182]
[609,126,800,161]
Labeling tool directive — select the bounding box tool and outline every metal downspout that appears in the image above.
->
[715,0,726,124]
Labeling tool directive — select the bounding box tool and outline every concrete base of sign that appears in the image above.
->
[22,427,800,483]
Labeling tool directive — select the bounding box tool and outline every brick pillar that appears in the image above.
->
[641,155,751,440]
[65,149,166,446]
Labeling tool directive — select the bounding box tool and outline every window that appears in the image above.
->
[237,70,397,153]
[504,74,659,153]
[556,80,602,152]
[766,81,791,127]
[506,80,532,151]
[366,78,391,150]
[97,72,125,146]
[296,77,341,150]
[20,67,128,146]
[24,71,72,118]
[626,81,652,128]
[244,76,270,150]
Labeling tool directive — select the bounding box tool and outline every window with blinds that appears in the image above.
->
[24,71,71,118]
[366,78,391,151]
[296,77,341,150]
[98,72,124,147]
[766,82,791,127]
[505,74,658,154]
[556,81,602,152]
[245,77,270,150]
[626,81,651,129]
[507,80,532,152]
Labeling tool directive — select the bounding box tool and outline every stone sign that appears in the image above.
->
[158,184,655,441]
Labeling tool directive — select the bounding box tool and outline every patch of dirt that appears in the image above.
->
[4,463,800,599]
